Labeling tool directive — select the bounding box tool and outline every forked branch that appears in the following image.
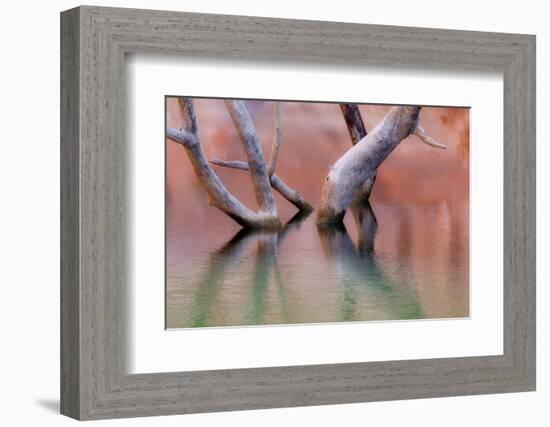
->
[224,100,278,217]
[167,98,280,229]
[318,106,444,225]
[212,102,313,212]
[211,159,313,212]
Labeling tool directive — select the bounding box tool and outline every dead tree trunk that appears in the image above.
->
[211,102,313,212]
[167,98,281,229]
[339,103,375,203]
[318,106,445,226]
[224,100,278,218]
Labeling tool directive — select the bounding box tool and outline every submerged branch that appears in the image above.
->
[318,106,421,225]
[224,100,278,217]
[211,159,313,212]
[167,97,280,229]
[319,106,445,225]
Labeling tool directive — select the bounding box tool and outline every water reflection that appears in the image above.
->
[318,202,423,322]
[187,211,310,327]
[179,205,424,328]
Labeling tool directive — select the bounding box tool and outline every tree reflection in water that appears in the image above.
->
[319,202,423,322]
[186,205,422,327]
[188,210,310,327]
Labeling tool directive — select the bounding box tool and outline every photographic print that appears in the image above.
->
[166,97,469,329]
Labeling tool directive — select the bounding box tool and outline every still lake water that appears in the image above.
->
[166,99,469,328]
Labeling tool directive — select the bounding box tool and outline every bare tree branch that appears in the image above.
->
[166,128,197,148]
[267,102,283,176]
[324,106,445,225]
[177,97,198,134]
[340,103,367,145]
[210,159,249,171]
[318,106,422,225]
[269,175,313,212]
[413,126,447,149]
[339,103,375,203]
[167,98,280,229]
[211,159,313,212]
[224,100,278,217]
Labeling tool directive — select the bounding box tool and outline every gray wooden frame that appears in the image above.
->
[60,5,536,420]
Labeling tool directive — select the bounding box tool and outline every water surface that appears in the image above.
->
[166,99,469,328]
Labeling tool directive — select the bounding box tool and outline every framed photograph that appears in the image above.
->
[61,6,536,420]
[164,97,469,330]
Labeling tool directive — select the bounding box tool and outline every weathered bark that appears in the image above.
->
[340,103,367,145]
[269,175,313,212]
[339,103,375,203]
[211,159,313,212]
[224,100,278,218]
[211,102,313,213]
[318,106,420,225]
[267,103,282,177]
[177,97,197,135]
[413,125,447,149]
[318,106,445,225]
[167,98,280,229]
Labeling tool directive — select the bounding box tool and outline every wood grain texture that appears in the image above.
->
[318,106,420,225]
[224,100,279,220]
[60,7,80,419]
[60,5,536,420]
[339,103,375,203]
